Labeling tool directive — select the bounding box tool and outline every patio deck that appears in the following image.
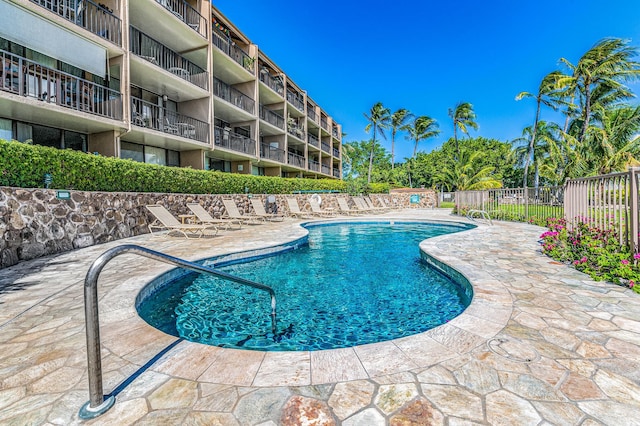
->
[1,209,640,425]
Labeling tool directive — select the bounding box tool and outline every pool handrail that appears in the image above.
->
[79,244,277,419]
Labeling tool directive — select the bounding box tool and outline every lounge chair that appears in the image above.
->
[336,197,361,215]
[364,196,390,212]
[250,198,285,221]
[285,197,314,219]
[309,198,337,217]
[145,204,218,238]
[221,198,263,225]
[352,196,377,214]
[186,202,242,230]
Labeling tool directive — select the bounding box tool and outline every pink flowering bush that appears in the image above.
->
[539,217,640,294]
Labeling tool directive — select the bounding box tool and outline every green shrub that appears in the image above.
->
[0,140,348,194]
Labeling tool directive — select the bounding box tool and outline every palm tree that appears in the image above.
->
[363,102,391,183]
[515,71,564,188]
[448,102,478,160]
[390,108,413,169]
[433,149,501,191]
[558,38,640,145]
[406,116,440,158]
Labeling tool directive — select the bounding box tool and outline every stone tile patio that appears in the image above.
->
[1,209,640,425]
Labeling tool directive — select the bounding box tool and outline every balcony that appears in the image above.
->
[131,97,209,143]
[258,70,284,96]
[333,168,340,178]
[332,127,340,139]
[307,107,317,123]
[130,27,208,90]
[260,143,285,163]
[214,125,256,155]
[1,50,122,120]
[214,78,255,114]
[287,121,305,140]
[308,133,319,148]
[321,164,331,175]
[320,117,329,131]
[211,29,254,73]
[308,160,319,172]
[288,152,305,168]
[259,105,284,130]
[155,0,207,38]
[30,0,122,45]
[286,89,304,112]
[321,141,331,154]
[333,147,340,158]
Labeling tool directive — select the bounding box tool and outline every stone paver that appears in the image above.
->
[1,209,640,425]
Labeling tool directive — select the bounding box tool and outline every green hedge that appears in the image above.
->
[0,140,355,194]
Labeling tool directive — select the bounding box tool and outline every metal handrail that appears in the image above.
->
[79,244,277,419]
[466,209,493,225]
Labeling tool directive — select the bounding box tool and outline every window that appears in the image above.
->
[64,131,87,151]
[209,158,231,172]
[144,146,166,165]
[0,118,12,141]
[121,142,144,162]
[167,150,180,167]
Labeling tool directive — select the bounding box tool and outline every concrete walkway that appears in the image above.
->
[1,209,640,425]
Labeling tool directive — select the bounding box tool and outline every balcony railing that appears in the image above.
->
[214,125,256,155]
[258,70,284,96]
[308,133,319,148]
[321,142,331,153]
[260,143,285,163]
[321,118,329,131]
[321,164,331,175]
[287,123,305,140]
[131,97,208,143]
[287,152,305,168]
[333,147,340,157]
[1,50,122,120]
[155,0,207,38]
[211,29,254,73]
[286,89,304,112]
[130,27,208,90]
[308,160,319,172]
[332,128,340,139]
[30,0,122,45]
[307,107,317,123]
[259,105,284,129]
[214,78,255,114]
[333,168,340,178]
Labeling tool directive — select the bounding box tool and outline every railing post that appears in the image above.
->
[630,168,639,254]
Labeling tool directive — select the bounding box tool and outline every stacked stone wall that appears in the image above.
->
[0,187,436,268]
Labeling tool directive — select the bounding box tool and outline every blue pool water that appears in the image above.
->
[137,221,473,351]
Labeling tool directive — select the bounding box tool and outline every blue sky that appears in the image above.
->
[213,0,640,162]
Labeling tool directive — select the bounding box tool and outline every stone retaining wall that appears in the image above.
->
[0,187,436,268]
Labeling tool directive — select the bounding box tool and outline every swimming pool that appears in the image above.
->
[137,221,474,351]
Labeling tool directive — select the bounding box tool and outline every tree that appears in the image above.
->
[341,140,391,182]
[433,148,502,191]
[515,71,564,187]
[448,102,478,160]
[407,116,440,158]
[390,108,413,169]
[363,102,391,183]
[558,38,640,146]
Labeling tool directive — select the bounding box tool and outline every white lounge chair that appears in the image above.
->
[145,204,218,238]
[221,198,263,225]
[186,202,242,230]
[285,197,313,219]
[250,198,285,221]
[336,197,361,215]
[309,197,337,217]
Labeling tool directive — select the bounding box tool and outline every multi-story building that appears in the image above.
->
[0,0,342,179]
